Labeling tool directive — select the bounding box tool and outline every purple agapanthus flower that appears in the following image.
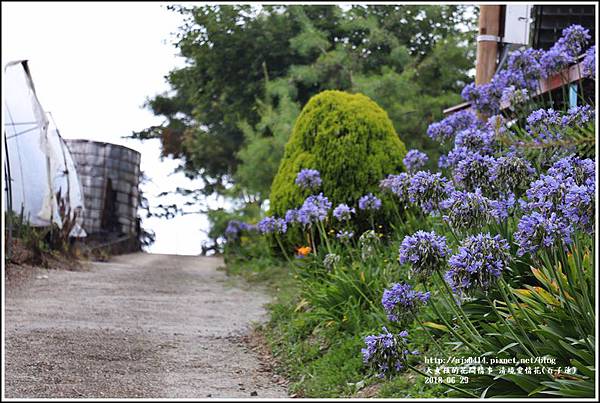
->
[382,283,430,322]
[358,193,382,211]
[555,24,591,58]
[561,105,595,128]
[540,25,590,78]
[257,217,287,234]
[361,327,417,379]
[426,109,482,143]
[297,193,332,225]
[336,230,354,242]
[407,171,453,214]
[454,127,496,154]
[489,193,517,222]
[440,188,494,230]
[452,152,496,193]
[285,208,301,225]
[514,211,573,256]
[333,203,355,221]
[295,168,322,190]
[583,45,595,79]
[506,48,543,85]
[403,149,429,172]
[445,233,511,295]
[380,173,411,202]
[399,230,450,279]
[489,154,536,195]
[563,182,595,234]
[225,220,253,239]
[461,82,501,116]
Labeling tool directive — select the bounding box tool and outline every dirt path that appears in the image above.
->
[4,253,288,398]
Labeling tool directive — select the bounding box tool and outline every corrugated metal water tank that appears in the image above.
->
[64,139,141,237]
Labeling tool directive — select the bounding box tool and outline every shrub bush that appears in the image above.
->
[269,90,407,230]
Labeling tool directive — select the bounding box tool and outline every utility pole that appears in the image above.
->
[475,5,503,85]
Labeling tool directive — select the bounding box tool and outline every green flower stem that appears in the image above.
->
[485,294,536,358]
[316,220,333,254]
[412,311,445,353]
[435,269,482,341]
[309,225,317,255]
[499,277,537,329]
[429,297,482,355]
[496,279,539,356]
[407,364,478,398]
[336,269,383,319]
[274,233,298,269]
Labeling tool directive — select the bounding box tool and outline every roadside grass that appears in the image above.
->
[225,254,447,398]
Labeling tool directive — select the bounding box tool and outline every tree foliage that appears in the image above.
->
[134,4,477,202]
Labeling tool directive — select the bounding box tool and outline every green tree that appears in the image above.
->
[134,4,476,197]
[269,90,407,229]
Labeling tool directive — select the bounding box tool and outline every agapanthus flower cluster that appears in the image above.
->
[333,203,355,221]
[441,189,494,230]
[382,283,430,323]
[501,86,530,107]
[554,24,591,59]
[426,109,481,143]
[442,146,478,169]
[403,149,429,172]
[453,153,496,193]
[225,220,254,239]
[524,156,594,214]
[563,183,595,234]
[399,231,450,280]
[285,208,301,225]
[358,193,382,211]
[547,155,595,185]
[460,25,591,114]
[445,233,511,295]
[561,105,595,128]
[461,82,502,116]
[257,217,287,234]
[516,156,595,254]
[525,107,595,144]
[489,154,536,195]
[380,173,411,202]
[454,127,496,154]
[323,253,341,271]
[505,48,543,86]
[297,193,332,225]
[359,230,380,260]
[526,108,563,143]
[336,230,354,242]
[515,211,573,256]
[361,327,417,378]
[541,25,590,78]
[583,45,596,79]
[295,168,322,190]
[489,193,517,222]
[407,171,453,214]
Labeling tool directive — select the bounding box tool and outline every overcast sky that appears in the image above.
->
[1,2,224,255]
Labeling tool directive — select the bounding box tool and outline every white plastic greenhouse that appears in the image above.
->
[3,60,86,237]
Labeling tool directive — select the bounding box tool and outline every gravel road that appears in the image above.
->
[4,253,288,398]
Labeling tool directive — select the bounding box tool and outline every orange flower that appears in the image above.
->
[296,246,312,257]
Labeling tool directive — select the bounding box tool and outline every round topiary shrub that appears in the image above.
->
[269,90,407,229]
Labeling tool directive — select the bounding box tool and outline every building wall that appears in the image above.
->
[64,139,141,237]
